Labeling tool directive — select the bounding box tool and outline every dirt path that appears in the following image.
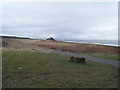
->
[42,48,120,68]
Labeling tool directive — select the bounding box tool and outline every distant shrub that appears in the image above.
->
[46,37,55,41]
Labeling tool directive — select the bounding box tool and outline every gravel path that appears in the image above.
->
[43,48,120,68]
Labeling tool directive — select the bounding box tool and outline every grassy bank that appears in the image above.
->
[2,50,118,88]
[34,40,119,54]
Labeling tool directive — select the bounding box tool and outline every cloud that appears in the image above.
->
[2,2,118,40]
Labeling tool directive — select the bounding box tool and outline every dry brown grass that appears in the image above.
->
[2,39,29,49]
[1,39,119,54]
[1,39,50,53]
[34,40,119,54]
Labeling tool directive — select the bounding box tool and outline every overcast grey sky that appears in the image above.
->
[2,2,118,40]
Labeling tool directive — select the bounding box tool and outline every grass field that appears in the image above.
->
[2,50,119,88]
[78,52,119,61]
[2,38,119,61]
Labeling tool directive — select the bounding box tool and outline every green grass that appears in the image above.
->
[78,52,119,61]
[2,50,119,88]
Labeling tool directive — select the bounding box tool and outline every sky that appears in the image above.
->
[1,2,118,40]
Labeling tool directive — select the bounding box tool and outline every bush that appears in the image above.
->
[70,56,86,63]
